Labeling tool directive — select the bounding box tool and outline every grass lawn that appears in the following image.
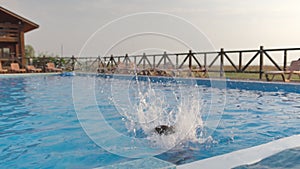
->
[208,72,300,82]
[192,65,300,82]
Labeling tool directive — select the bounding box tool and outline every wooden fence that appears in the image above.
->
[88,46,300,79]
[22,46,300,79]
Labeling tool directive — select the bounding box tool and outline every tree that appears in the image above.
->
[25,45,35,58]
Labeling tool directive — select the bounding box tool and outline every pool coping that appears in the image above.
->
[0,72,61,78]
[177,134,300,169]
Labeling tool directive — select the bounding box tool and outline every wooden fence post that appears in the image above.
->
[133,56,136,67]
[153,55,156,69]
[124,54,128,66]
[143,53,146,69]
[71,55,75,71]
[220,48,224,77]
[283,50,287,70]
[163,51,167,67]
[176,54,178,69]
[204,53,207,70]
[238,51,242,72]
[189,50,192,69]
[259,46,264,79]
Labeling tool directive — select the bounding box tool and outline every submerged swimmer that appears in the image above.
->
[154,125,175,135]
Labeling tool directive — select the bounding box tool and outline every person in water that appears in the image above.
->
[154,125,175,135]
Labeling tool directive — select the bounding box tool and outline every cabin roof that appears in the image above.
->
[0,6,39,32]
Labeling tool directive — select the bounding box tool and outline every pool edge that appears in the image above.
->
[0,72,61,78]
[177,134,300,169]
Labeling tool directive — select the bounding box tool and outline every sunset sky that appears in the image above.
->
[1,0,300,62]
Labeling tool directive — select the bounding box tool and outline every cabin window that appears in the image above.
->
[0,48,10,58]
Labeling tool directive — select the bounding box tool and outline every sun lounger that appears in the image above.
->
[0,62,8,73]
[171,68,192,77]
[265,60,300,82]
[46,63,62,72]
[116,62,137,74]
[146,68,173,77]
[97,66,116,73]
[10,63,26,73]
[27,65,42,73]
[191,67,207,78]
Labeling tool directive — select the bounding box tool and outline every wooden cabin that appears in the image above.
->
[0,6,39,67]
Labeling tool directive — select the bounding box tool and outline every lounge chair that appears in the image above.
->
[116,62,137,74]
[147,68,173,77]
[172,68,192,77]
[191,67,207,78]
[10,63,26,73]
[27,65,42,73]
[0,62,8,73]
[265,60,300,82]
[46,63,62,72]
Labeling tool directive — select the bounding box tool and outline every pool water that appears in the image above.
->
[0,76,128,168]
[0,75,299,168]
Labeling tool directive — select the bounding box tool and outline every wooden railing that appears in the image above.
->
[17,46,300,79]
[92,46,300,79]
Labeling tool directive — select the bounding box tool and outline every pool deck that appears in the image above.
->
[0,72,61,78]
[178,134,300,169]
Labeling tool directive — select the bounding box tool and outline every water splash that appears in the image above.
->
[112,76,204,150]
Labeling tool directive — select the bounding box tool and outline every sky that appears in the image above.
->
[1,0,300,63]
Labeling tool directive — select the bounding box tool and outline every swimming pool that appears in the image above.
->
[0,74,299,168]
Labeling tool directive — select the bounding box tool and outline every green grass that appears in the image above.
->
[192,65,300,82]
[223,72,260,80]
[208,72,300,82]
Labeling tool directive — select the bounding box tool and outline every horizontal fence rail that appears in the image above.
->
[2,46,298,79]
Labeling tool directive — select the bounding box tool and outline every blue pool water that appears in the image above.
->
[0,75,299,168]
